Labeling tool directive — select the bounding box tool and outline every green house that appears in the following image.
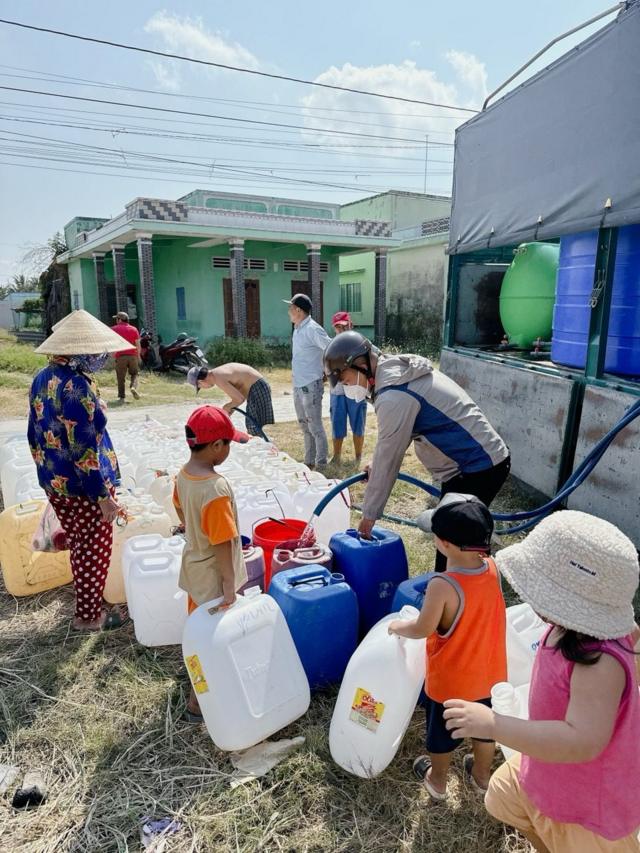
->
[58,190,398,346]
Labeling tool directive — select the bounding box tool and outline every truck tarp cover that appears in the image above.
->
[448,1,640,254]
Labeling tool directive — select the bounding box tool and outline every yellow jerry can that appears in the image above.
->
[0,500,72,596]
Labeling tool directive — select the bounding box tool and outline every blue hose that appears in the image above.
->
[311,398,640,536]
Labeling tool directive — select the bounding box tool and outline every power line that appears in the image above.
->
[0,102,433,150]
[0,67,463,136]
[0,18,477,113]
[0,113,452,165]
[0,84,456,146]
[0,140,420,193]
[0,127,453,172]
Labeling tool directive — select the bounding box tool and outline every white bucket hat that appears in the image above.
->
[36,310,131,355]
[496,510,639,639]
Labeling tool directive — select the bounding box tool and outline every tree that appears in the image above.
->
[0,273,41,301]
[20,232,68,279]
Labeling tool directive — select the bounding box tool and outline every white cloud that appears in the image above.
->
[299,58,485,186]
[445,50,488,105]
[144,11,261,91]
[147,59,181,93]
[409,40,421,50]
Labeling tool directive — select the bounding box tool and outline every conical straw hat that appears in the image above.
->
[36,309,133,355]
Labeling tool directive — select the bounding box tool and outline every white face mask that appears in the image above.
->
[343,372,368,403]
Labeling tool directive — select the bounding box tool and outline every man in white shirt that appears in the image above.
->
[284,293,331,470]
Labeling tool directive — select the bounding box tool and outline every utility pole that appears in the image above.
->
[423,134,429,194]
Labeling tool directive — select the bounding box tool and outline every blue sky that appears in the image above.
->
[0,0,614,284]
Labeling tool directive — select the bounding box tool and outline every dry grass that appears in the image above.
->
[0,330,294,417]
[0,409,540,853]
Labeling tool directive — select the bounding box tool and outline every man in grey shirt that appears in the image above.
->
[285,293,332,470]
[324,331,510,570]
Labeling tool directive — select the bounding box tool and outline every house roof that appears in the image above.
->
[58,195,399,262]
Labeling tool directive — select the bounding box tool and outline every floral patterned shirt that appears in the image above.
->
[27,362,119,501]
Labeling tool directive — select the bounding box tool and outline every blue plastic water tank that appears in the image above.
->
[268,566,358,689]
[330,527,409,635]
[391,573,433,612]
[552,225,640,376]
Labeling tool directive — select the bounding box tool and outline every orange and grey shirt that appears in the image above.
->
[173,469,247,606]
[425,557,507,703]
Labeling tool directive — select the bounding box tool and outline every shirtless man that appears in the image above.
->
[186,362,274,437]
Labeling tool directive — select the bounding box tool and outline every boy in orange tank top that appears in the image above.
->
[388,493,507,801]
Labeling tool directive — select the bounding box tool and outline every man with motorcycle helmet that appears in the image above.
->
[323,331,510,571]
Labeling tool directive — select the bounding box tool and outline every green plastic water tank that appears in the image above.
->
[499,242,559,348]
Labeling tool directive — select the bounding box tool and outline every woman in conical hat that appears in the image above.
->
[28,311,131,631]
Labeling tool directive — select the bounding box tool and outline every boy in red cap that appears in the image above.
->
[329,311,367,464]
[172,405,249,722]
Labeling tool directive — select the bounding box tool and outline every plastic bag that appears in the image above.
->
[31,503,68,552]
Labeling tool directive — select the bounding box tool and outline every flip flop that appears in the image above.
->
[103,607,130,631]
[462,754,488,794]
[412,755,447,801]
[182,709,204,724]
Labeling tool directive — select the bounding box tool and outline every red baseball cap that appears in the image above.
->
[185,405,249,446]
[332,311,351,326]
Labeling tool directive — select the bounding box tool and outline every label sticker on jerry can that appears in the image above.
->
[349,687,385,732]
[185,654,210,695]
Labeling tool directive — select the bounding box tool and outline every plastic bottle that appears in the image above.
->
[182,587,310,751]
[329,605,425,778]
[505,603,546,687]
[491,681,529,760]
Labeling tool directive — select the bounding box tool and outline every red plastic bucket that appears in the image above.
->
[252,518,311,589]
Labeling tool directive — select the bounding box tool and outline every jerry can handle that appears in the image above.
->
[287,567,330,587]
[288,575,328,588]
[293,546,324,559]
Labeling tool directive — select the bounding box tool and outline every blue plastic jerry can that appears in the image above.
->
[268,565,358,689]
[392,573,434,613]
[329,527,409,635]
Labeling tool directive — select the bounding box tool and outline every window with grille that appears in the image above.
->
[340,282,362,313]
[283,260,329,273]
[212,257,266,270]
[176,286,186,321]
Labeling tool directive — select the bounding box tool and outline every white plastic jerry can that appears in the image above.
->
[1,456,36,508]
[122,533,184,625]
[329,605,425,779]
[182,588,310,751]
[127,549,187,647]
[104,504,174,604]
[505,603,546,687]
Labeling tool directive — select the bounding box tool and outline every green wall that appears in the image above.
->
[68,258,98,315]
[338,252,375,332]
[151,238,341,345]
[340,192,451,230]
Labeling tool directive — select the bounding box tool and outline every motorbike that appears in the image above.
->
[140,328,208,375]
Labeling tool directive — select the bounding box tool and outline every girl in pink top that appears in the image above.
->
[442,510,640,852]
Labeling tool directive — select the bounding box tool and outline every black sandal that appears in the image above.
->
[103,607,129,631]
